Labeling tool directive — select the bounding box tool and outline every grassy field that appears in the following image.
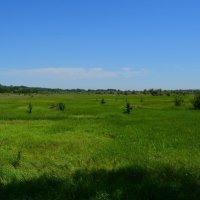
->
[0,93,200,199]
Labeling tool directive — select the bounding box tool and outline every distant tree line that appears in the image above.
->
[0,84,199,95]
[142,88,200,96]
[0,84,63,94]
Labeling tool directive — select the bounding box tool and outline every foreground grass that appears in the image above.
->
[0,94,200,199]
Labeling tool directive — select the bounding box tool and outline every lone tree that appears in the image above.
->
[124,102,133,114]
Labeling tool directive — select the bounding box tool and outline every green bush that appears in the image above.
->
[101,98,106,104]
[192,94,200,110]
[57,103,65,111]
[174,95,184,106]
[123,102,133,114]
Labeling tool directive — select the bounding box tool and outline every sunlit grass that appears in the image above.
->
[0,93,200,199]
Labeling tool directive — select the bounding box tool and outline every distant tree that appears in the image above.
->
[148,89,162,96]
[192,94,200,109]
[143,89,148,95]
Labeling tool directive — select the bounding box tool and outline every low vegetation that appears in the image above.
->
[174,95,184,106]
[0,93,200,199]
[27,102,32,113]
[50,102,65,111]
[192,94,200,109]
[123,102,133,114]
[100,98,106,104]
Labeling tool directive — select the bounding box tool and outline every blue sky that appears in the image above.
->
[0,0,200,90]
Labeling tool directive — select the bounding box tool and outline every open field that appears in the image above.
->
[0,93,200,199]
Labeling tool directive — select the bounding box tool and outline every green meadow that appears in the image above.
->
[0,93,200,199]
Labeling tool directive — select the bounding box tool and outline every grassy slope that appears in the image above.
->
[0,94,200,199]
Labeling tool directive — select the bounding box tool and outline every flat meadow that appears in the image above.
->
[0,93,200,199]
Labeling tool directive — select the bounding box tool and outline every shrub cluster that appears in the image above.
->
[24,95,200,116]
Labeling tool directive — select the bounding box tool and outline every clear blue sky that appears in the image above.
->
[0,0,200,90]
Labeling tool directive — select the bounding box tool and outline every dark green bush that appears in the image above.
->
[101,98,105,104]
[192,94,200,109]
[58,103,65,111]
[124,102,133,114]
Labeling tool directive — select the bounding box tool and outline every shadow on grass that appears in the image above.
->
[0,165,200,200]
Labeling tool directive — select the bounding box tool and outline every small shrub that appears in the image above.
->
[101,98,106,104]
[57,102,65,111]
[174,95,184,106]
[192,94,200,109]
[123,102,133,114]
[27,102,32,113]
[50,102,65,111]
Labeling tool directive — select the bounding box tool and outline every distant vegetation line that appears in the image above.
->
[0,84,199,95]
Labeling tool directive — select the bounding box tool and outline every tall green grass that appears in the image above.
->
[0,94,200,199]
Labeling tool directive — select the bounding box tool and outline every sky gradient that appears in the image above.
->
[0,0,200,90]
